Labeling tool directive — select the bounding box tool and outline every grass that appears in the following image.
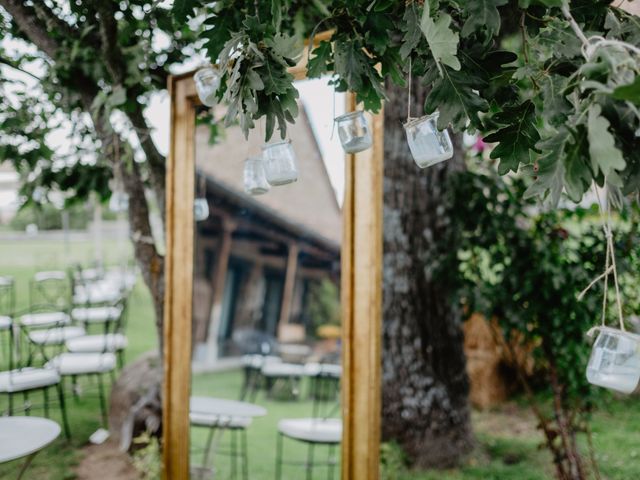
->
[2,235,640,479]
[0,235,157,479]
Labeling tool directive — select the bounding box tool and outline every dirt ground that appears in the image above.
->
[75,441,140,480]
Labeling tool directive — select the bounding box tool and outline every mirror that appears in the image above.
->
[188,77,344,479]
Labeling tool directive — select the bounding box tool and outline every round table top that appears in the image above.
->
[190,396,267,418]
[0,417,60,463]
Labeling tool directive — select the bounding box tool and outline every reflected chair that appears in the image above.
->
[275,366,342,480]
[190,413,251,480]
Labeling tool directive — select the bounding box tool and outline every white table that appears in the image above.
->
[0,416,60,479]
[190,397,266,479]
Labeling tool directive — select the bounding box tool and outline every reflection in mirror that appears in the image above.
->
[188,78,344,479]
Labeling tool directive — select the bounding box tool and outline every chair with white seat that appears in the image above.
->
[46,352,116,426]
[275,368,342,480]
[19,308,81,367]
[0,318,70,439]
[66,298,128,368]
[189,412,252,480]
[29,271,70,311]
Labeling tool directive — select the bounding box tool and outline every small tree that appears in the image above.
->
[447,161,640,479]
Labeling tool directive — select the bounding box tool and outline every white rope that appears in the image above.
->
[561,5,640,61]
[407,56,412,123]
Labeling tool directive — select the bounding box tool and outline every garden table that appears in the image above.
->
[190,396,267,479]
[0,416,60,479]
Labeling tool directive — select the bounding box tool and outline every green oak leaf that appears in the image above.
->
[612,77,640,106]
[564,128,592,202]
[523,128,570,206]
[400,3,421,59]
[265,33,301,66]
[334,40,366,91]
[307,41,332,78]
[587,104,626,177]
[461,0,508,38]
[425,68,488,131]
[419,8,461,71]
[484,101,539,174]
[172,0,198,22]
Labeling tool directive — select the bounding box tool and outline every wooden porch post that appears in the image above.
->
[205,216,235,361]
[277,242,299,338]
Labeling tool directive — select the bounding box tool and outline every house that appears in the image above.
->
[192,105,342,366]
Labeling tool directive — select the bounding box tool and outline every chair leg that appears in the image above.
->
[97,373,107,427]
[201,425,216,479]
[231,429,237,480]
[56,381,71,440]
[8,392,13,415]
[306,443,315,480]
[328,444,335,480]
[23,391,30,415]
[275,432,283,480]
[43,387,50,418]
[241,429,249,480]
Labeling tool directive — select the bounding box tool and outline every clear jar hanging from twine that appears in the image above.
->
[244,156,271,195]
[194,198,210,221]
[261,141,298,186]
[404,112,454,168]
[194,66,221,108]
[335,111,373,154]
[586,327,640,393]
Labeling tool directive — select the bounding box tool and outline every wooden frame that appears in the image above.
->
[164,38,383,479]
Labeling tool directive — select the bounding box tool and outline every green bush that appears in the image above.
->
[9,203,92,231]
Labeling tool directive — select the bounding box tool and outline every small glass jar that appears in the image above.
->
[586,326,640,394]
[193,198,209,221]
[404,112,454,168]
[108,191,129,213]
[262,141,298,186]
[243,156,270,195]
[335,111,373,154]
[194,66,221,107]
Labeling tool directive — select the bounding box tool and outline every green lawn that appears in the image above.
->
[2,236,640,479]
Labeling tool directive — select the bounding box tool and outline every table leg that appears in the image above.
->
[17,451,38,480]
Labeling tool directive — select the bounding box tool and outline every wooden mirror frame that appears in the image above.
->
[164,35,383,479]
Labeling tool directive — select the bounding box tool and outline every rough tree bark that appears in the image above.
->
[382,78,474,468]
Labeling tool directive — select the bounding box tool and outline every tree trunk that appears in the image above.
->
[381,78,473,468]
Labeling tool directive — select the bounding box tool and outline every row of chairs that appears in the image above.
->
[0,265,135,438]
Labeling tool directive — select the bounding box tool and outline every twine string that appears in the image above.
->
[582,183,625,335]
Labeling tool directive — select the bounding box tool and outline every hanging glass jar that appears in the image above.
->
[586,326,640,393]
[334,111,372,154]
[244,156,270,195]
[108,191,129,213]
[194,66,221,108]
[193,198,210,221]
[262,141,298,186]
[404,112,454,168]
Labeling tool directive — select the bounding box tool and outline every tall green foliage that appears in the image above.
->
[175,0,640,206]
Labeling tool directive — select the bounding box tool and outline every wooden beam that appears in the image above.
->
[162,75,195,480]
[341,97,383,480]
[277,242,299,338]
[204,216,236,360]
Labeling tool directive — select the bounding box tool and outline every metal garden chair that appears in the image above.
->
[275,365,342,480]
[0,311,70,439]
